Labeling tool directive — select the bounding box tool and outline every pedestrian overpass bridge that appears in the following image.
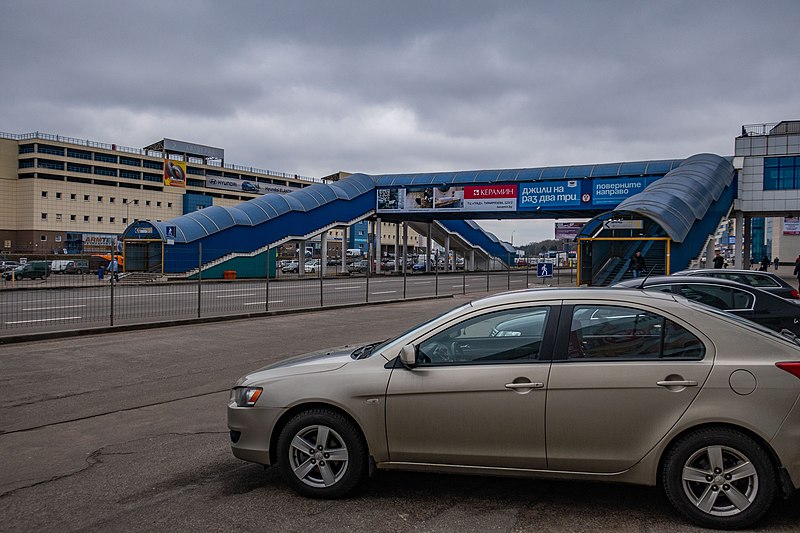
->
[121,153,735,285]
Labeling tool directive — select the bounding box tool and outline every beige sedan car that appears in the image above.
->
[228,288,800,529]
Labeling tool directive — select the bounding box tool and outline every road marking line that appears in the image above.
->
[5,316,82,325]
[371,290,397,295]
[216,293,259,298]
[23,304,87,311]
[333,285,362,290]
[243,300,284,305]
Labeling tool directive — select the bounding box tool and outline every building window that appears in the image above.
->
[133,199,139,205]
[70,193,76,200]
[110,217,115,223]
[168,202,173,208]
[764,156,800,190]
[41,191,48,198]
[56,213,62,221]
[67,148,91,159]
[146,200,151,206]
[41,213,48,220]
[97,196,103,202]
[122,218,128,224]
[123,198,128,204]
[97,216,103,223]
[84,216,89,222]
[38,144,65,156]
[70,215,76,221]
[84,194,89,201]
[157,201,162,207]
[110,197,115,203]
[40,235,47,241]
[56,192,62,199]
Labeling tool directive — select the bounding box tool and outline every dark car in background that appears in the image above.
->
[614,275,800,336]
[672,268,799,300]
[347,260,369,274]
[2,260,50,281]
[64,259,89,274]
[0,260,19,272]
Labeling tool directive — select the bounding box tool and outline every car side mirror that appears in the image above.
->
[399,344,417,367]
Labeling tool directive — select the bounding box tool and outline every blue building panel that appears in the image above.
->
[183,193,213,214]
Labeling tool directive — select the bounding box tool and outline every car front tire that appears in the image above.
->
[662,427,776,530]
[277,409,367,498]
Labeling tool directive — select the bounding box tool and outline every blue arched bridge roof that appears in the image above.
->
[132,174,376,243]
[610,154,735,243]
[371,158,683,186]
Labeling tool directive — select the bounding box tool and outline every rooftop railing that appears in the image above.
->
[0,131,319,182]
[741,121,800,136]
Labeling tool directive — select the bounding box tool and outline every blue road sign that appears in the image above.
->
[537,262,553,278]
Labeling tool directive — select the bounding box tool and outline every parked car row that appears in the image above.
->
[2,257,98,280]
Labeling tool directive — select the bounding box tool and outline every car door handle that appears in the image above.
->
[657,380,697,387]
[505,382,544,389]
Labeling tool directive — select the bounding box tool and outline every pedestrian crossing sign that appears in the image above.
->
[537,262,553,278]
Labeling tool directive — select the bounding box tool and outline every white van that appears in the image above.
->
[50,259,72,273]
[346,248,362,258]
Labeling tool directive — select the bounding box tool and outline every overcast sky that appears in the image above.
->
[2,1,798,244]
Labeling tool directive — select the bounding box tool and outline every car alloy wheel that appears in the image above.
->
[277,409,367,498]
[662,428,776,529]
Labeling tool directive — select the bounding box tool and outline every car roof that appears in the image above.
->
[615,275,784,300]
[469,287,680,311]
[674,268,778,277]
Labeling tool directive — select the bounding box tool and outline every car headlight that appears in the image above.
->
[231,386,263,407]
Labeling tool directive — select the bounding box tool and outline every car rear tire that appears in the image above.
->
[277,409,367,498]
[662,427,776,529]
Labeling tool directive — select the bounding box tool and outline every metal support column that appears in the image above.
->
[394,223,400,273]
[320,230,328,277]
[426,223,432,273]
[444,235,451,271]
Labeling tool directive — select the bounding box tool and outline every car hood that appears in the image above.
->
[235,344,363,386]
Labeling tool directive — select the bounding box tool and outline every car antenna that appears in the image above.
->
[637,265,657,290]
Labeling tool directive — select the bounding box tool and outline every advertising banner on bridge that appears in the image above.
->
[518,180,581,209]
[206,176,295,195]
[592,177,650,206]
[377,185,517,213]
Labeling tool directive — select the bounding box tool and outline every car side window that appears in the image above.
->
[745,274,780,288]
[567,305,704,360]
[417,307,550,364]
[644,284,674,294]
[677,284,754,311]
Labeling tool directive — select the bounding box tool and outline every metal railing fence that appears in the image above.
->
[0,250,577,336]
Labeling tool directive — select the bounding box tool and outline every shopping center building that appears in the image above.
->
[0,132,423,258]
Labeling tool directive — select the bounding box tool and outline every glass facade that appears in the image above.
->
[764,156,799,190]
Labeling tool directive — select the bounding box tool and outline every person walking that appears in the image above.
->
[712,251,725,269]
[107,257,119,282]
[760,255,770,272]
[774,257,780,270]
[794,255,800,291]
[631,251,646,278]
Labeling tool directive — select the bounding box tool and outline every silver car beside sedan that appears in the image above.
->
[228,288,800,529]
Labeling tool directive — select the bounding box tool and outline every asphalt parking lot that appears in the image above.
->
[1,292,799,532]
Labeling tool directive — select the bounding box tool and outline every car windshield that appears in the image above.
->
[361,302,473,358]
